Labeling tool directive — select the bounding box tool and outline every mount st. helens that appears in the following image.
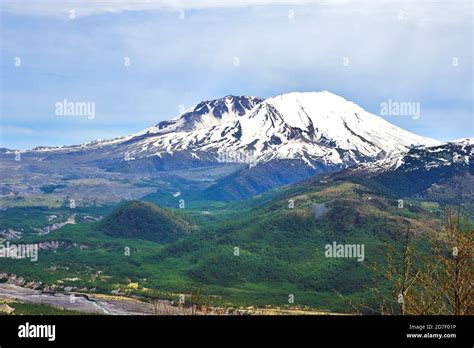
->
[17,91,439,166]
[1,92,441,204]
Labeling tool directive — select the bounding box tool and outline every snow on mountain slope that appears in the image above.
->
[266,92,439,155]
[350,138,473,175]
[136,95,263,136]
[22,92,441,171]
[126,91,439,168]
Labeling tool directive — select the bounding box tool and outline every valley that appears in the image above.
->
[1,167,470,314]
[0,92,472,315]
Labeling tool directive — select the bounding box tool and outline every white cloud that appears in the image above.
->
[2,0,322,17]
[2,0,472,22]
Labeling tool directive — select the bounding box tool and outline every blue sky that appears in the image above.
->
[1,0,473,149]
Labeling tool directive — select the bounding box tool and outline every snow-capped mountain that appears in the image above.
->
[30,91,438,171]
[2,92,466,202]
[351,138,473,175]
[334,138,473,202]
[124,91,439,168]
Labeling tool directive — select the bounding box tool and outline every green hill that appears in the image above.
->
[98,200,195,243]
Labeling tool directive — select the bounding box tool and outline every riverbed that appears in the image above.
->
[0,284,189,315]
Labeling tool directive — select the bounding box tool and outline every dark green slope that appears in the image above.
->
[151,179,440,309]
[98,200,195,243]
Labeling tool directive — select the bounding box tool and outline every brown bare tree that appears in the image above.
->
[412,209,473,315]
[337,209,472,315]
